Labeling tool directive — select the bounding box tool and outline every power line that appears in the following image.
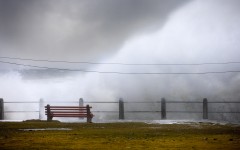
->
[0,56,240,66]
[1,60,240,75]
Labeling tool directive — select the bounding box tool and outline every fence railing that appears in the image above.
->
[0,98,240,120]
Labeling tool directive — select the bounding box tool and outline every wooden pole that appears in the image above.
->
[161,98,166,119]
[119,98,124,120]
[203,98,208,119]
[39,99,44,120]
[79,98,84,120]
[79,98,84,107]
[0,98,4,120]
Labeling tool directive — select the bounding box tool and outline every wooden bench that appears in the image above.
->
[45,104,93,123]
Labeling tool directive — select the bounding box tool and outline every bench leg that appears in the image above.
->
[87,116,92,123]
[47,115,53,121]
[46,104,53,121]
[87,117,90,123]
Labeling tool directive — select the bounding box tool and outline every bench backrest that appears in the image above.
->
[45,104,93,122]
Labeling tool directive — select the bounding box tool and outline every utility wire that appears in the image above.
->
[0,56,240,66]
[1,60,240,75]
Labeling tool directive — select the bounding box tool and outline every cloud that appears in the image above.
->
[0,0,189,64]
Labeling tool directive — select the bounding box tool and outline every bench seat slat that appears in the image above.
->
[45,106,92,108]
[52,113,87,115]
[45,113,88,115]
[45,108,88,111]
[51,114,89,117]
[45,111,87,113]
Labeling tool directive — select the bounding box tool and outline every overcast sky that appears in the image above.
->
[0,0,189,64]
[0,0,240,107]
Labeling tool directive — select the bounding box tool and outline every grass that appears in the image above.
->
[0,120,239,150]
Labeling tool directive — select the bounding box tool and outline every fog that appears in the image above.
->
[0,0,240,122]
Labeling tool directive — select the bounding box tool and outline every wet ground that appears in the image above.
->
[0,120,239,149]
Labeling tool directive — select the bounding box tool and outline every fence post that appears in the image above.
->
[161,98,166,119]
[119,98,124,120]
[79,98,84,107]
[203,98,208,119]
[39,99,44,120]
[79,98,84,120]
[0,98,4,120]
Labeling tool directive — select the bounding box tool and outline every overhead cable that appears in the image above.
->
[0,56,240,66]
[0,60,240,75]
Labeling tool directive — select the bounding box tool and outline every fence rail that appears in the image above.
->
[4,101,39,103]
[0,98,240,120]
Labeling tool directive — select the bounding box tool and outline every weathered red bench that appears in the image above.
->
[45,104,93,123]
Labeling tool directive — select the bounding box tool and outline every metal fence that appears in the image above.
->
[0,98,240,121]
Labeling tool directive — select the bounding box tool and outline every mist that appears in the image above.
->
[0,0,240,122]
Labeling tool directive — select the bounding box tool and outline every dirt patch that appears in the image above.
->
[19,128,72,131]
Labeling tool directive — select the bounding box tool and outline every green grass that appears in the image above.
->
[0,121,239,149]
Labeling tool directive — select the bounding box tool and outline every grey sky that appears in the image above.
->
[0,0,189,64]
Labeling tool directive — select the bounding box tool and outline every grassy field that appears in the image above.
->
[0,120,239,150]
